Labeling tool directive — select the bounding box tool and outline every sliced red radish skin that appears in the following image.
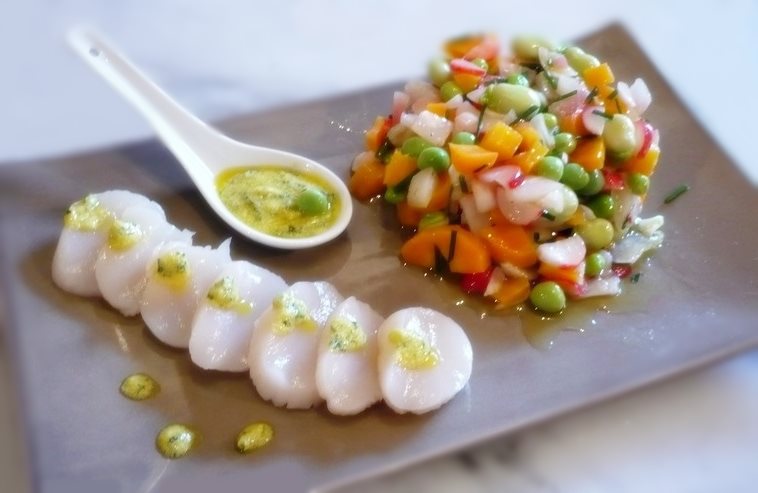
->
[635,120,654,158]
[461,266,495,295]
[537,235,587,268]
[478,165,522,188]
[496,188,543,225]
[483,266,505,296]
[470,178,497,213]
[459,194,490,232]
[602,168,625,191]
[450,58,487,76]
[464,35,499,61]
[392,91,410,124]
[582,105,607,136]
[508,174,525,189]
[611,264,632,278]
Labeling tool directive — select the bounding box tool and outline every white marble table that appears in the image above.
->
[1,1,757,491]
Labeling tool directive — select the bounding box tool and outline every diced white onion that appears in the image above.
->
[537,234,586,267]
[577,276,621,298]
[467,86,487,104]
[409,110,453,147]
[633,215,665,237]
[470,178,496,213]
[392,91,410,123]
[459,194,489,232]
[484,267,505,297]
[478,165,522,188]
[507,176,563,203]
[531,113,555,148]
[630,78,652,115]
[445,94,464,110]
[404,80,438,103]
[582,105,607,136]
[407,167,437,209]
[351,151,375,172]
[454,112,478,134]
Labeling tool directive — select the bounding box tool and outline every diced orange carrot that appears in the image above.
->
[490,277,531,308]
[623,145,660,176]
[566,209,587,227]
[383,150,417,187]
[452,72,482,93]
[488,206,510,226]
[365,116,388,152]
[570,137,605,171]
[598,85,628,115]
[509,143,548,174]
[538,262,584,284]
[449,144,499,174]
[400,225,491,274]
[349,157,385,200]
[478,225,538,268]
[512,122,541,151]
[426,102,448,117]
[396,201,423,228]
[444,34,486,59]
[558,106,589,136]
[422,172,452,213]
[583,63,614,88]
[479,122,522,161]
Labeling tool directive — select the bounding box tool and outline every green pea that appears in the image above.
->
[542,112,559,131]
[486,83,542,116]
[451,131,477,145]
[603,114,636,161]
[530,281,566,314]
[560,162,590,191]
[575,218,614,250]
[440,81,463,102]
[505,73,529,87]
[587,193,615,219]
[513,36,557,61]
[535,156,564,181]
[562,46,600,73]
[471,58,489,72]
[417,146,450,171]
[401,136,432,158]
[553,132,576,154]
[627,172,650,195]
[427,58,451,87]
[585,252,607,277]
[384,185,407,204]
[578,169,605,196]
[418,211,450,230]
[296,187,330,216]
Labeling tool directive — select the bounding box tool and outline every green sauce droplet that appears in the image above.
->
[63,195,112,232]
[388,329,440,370]
[235,422,274,454]
[207,277,252,313]
[156,424,197,459]
[328,317,366,352]
[271,293,316,335]
[107,219,144,250]
[155,251,190,290]
[119,373,160,401]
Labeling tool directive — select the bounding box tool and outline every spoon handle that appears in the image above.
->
[67,27,226,178]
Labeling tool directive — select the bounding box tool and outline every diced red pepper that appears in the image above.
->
[460,267,494,295]
[602,168,625,191]
[611,264,632,278]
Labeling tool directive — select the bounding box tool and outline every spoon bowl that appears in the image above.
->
[67,27,353,250]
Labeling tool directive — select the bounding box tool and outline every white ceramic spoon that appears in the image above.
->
[67,27,352,250]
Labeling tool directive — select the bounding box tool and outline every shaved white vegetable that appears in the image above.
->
[577,275,622,298]
[407,167,437,209]
[470,178,496,213]
[410,110,453,146]
[459,194,489,232]
[610,230,664,264]
[537,234,586,267]
[633,215,665,237]
[582,105,607,135]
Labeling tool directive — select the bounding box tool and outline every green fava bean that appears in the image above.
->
[471,58,489,72]
[384,186,407,204]
[535,156,564,181]
[579,169,605,196]
[417,146,450,171]
[627,172,650,195]
[505,73,529,87]
[451,132,477,145]
[402,136,432,158]
[585,252,607,277]
[530,281,566,314]
[603,114,636,161]
[419,211,450,230]
[576,218,614,250]
[553,132,576,154]
[440,81,463,102]
[513,36,557,61]
[588,193,615,219]
[428,58,451,87]
[486,83,542,116]
[296,187,330,216]
[560,162,590,191]
[542,112,559,131]
[563,46,601,73]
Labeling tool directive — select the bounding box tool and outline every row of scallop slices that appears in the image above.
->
[52,190,473,415]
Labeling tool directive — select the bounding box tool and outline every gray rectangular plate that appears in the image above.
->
[1,24,756,493]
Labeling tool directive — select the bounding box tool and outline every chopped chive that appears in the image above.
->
[554,89,577,102]
[448,229,458,262]
[375,138,394,163]
[484,77,508,86]
[476,106,487,138]
[664,184,690,204]
[544,71,557,90]
[615,99,622,113]
[533,232,540,242]
[585,87,599,104]
[630,273,642,284]
[433,246,447,274]
[541,211,556,221]
[608,88,619,100]
[459,175,470,194]
[592,110,613,120]
[519,105,540,120]
[521,62,541,71]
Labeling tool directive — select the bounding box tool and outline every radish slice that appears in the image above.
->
[467,86,487,104]
[407,168,437,209]
[576,276,621,298]
[582,105,607,135]
[409,110,453,147]
[459,194,489,232]
[470,178,496,213]
[634,120,654,157]
[483,267,505,297]
[611,189,643,235]
[454,112,478,134]
[616,82,635,112]
[630,78,651,115]
[610,230,664,264]
[507,176,563,203]
[450,58,487,76]
[496,188,542,225]
[392,91,410,123]
[478,165,522,188]
[531,113,555,148]
[537,235,586,267]
[445,94,464,110]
